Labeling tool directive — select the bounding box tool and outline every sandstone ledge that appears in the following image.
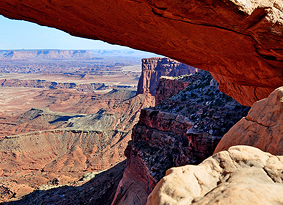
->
[147,145,283,205]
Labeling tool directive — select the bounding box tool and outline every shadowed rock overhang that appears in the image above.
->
[1,0,283,106]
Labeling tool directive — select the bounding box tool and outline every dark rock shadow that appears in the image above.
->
[3,161,126,205]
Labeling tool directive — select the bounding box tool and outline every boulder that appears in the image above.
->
[147,146,283,205]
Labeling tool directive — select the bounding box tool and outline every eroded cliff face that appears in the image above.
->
[137,58,197,96]
[155,76,190,106]
[112,71,250,205]
[0,93,154,200]
[1,0,283,105]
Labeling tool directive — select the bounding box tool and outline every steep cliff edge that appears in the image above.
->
[137,58,197,96]
[112,71,250,205]
[155,76,190,106]
[1,0,283,105]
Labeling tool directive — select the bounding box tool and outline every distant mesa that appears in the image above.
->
[137,57,198,96]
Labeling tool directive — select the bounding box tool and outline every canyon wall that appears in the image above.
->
[112,71,250,204]
[1,1,283,105]
[155,76,190,106]
[137,57,196,96]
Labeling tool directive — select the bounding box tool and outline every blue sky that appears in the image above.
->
[0,15,130,50]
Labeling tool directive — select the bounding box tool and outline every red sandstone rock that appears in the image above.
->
[0,93,154,199]
[214,86,283,155]
[1,1,283,105]
[137,58,196,96]
[112,71,249,205]
[155,76,190,106]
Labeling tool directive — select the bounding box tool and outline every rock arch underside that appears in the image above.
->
[1,0,283,106]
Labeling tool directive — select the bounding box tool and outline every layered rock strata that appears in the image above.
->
[137,58,197,96]
[147,146,283,205]
[0,93,154,200]
[214,86,283,155]
[1,1,283,105]
[155,76,190,106]
[0,79,136,93]
[112,71,250,205]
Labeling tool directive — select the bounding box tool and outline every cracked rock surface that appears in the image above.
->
[1,0,283,105]
[215,86,283,155]
[147,145,283,205]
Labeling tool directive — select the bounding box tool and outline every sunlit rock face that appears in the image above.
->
[136,57,197,96]
[111,71,249,205]
[1,0,283,106]
[147,146,283,205]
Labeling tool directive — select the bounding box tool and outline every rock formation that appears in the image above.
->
[155,76,190,106]
[0,93,154,200]
[112,71,249,205]
[137,58,196,96]
[147,145,283,205]
[214,86,283,155]
[1,1,283,105]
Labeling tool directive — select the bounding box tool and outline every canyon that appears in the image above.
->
[1,0,283,106]
[0,51,153,201]
[1,1,283,203]
[0,53,282,204]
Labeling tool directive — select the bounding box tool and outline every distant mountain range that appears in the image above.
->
[0,49,161,61]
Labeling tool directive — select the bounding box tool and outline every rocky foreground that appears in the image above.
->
[148,145,283,205]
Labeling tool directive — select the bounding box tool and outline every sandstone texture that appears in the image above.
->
[137,58,196,96]
[1,1,283,105]
[155,76,190,106]
[147,146,283,205]
[215,86,283,155]
[112,71,249,205]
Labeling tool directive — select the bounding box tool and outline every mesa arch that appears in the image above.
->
[1,0,283,106]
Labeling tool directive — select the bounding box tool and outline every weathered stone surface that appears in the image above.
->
[147,146,283,205]
[214,86,283,155]
[112,71,249,205]
[155,76,190,106]
[137,58,196,96]
[1,0,283,105]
